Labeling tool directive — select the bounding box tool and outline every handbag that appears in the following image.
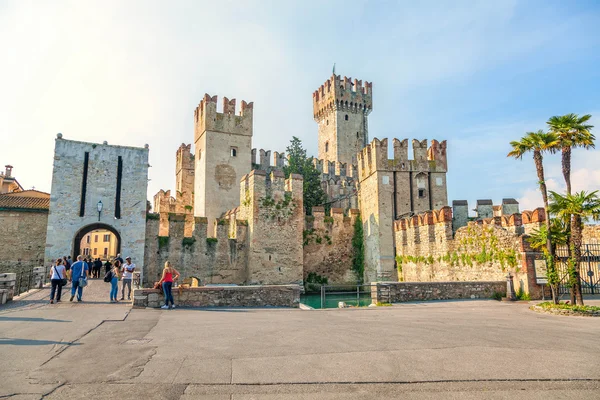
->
[78,277,88,288]
[60,278,68,286]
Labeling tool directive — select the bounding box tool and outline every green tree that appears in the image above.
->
[283,136,326,215]
[527,218,569,304]
[549,191,600,305]
[508,129,559,254]
[546,114,594,195]
[352,215,365,283]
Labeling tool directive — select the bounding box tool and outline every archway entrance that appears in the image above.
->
[73,223,122,260]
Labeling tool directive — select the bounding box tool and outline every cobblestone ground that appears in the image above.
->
[0,278,132,314]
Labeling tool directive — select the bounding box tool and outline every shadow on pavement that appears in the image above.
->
[0,316,71,322]
[0,338,80,346]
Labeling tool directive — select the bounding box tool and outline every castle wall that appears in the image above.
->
[143,215,249,286]
[44,137,148,272]
[238,170,304,285]
[194,95,253,229]
[0,210,47,272]
[303,207,359,285]
[357,137,449,283]
[395,206,548,299]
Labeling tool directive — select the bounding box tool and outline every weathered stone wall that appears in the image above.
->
[583,225,600,244]
[133,285,301,308]
[143,215,248,286]
[44,137,149,274]
[234,170,304,285]
[357,138,448,283]
[395,207,548,299]
[371,281,506,303]
[303,207,358,285]
[0,210,47,272]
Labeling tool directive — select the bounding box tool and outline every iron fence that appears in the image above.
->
[7,264,51,296]
[555,244,600,295]
[318,284,383,308]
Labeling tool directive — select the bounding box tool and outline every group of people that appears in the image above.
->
[48,253,138,304]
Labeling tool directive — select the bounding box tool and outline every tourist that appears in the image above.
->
[104,259,112,273]
[158,261,180,309]
[49,258,66,304]
[120,256,135,301]
[63,256,71,282]
[115,253,124,264]
[107,263,120,302]
[94,258,102,278]
[69,255,89,302]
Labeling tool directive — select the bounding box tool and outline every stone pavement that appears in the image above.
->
[1,282,599,399]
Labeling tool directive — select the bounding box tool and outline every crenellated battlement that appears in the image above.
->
[251,149,286,170]
[357,137,448,180]
[312,158,358,179]
[194,93,253,142]
[176,143,194,173]
[313,74,373,120]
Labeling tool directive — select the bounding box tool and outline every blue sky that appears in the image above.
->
[1,0,599,212]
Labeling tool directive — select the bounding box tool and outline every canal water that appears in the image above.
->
[300,292,373,309]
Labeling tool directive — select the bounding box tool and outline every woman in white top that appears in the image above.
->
[49,258,66,304]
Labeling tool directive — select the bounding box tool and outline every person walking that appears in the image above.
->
[94,258,102,278]
[120,256,135,301]
[107,263,120,302]
[158,261,179,309]
[104,259,112,274]
[63,256,71,283]
[69,255,89,302]
[49,258,66,304]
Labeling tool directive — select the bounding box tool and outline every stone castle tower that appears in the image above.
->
[194,94,254,228]
[313,74,373,165]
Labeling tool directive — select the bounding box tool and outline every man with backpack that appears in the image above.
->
[69,255,89,302]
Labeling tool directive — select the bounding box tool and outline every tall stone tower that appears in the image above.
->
[194,94,253,230]
[313,74,373,165]
[174,143,194,213]
[357,137,448,282]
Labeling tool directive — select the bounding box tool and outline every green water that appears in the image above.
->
[300,292,373,309]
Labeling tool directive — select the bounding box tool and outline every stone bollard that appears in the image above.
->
[502,273,516,301]
[0,273,17,303]
[33,267,46,289]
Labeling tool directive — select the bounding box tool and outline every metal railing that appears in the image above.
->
[319,284,382,308]
[555,244,600,295]
[11,264,51,296]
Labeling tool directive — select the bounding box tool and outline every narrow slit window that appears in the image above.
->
[325,142,329,153]
[115,156,122,219]
[79,152,89,217]
[230,147,237,157]
[345,114,348,121]
[418,188,426,198]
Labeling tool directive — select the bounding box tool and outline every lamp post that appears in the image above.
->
[97,200,103,221]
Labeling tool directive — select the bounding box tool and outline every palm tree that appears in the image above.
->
[508,130,559,286]
[546,114,594,195]
[549,191,600,305]
[527,218,569,303]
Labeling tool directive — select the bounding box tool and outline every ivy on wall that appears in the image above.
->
[303,229,332,246]
[259,193,296,220]
[397,226,520,273]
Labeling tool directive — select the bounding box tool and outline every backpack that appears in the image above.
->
[103,270,113,283]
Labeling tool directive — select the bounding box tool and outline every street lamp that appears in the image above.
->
[97,200,103,221]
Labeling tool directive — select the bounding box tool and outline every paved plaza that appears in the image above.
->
[1,280,599,399]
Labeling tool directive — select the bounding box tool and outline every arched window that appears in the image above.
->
[345,114,348,121]
[230,147,237,157]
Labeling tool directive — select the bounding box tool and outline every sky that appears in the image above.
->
[1,0,600,213]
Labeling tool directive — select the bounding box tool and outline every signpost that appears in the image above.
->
[534,259,548,300]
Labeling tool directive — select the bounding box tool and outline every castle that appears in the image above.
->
[150,73,449,284]
[0,71,566,301]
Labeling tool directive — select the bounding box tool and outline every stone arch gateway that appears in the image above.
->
[72,223,122,260]
[44,136,149,280]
